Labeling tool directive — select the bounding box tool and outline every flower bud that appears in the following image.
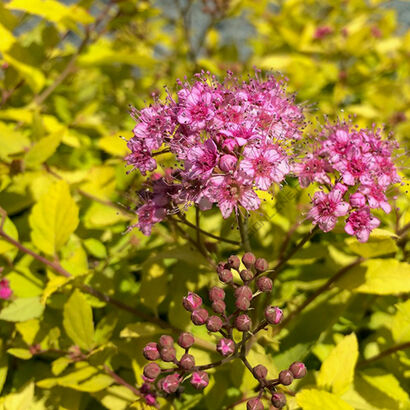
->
[265,306,283,324]
[182,292,202,312]
[206,315,223,332]
[159,335,173,348]
[179,353,195,370]
[212,299,226,314]
[350,192,366,208]
[191,308,209,325]
[247,398,264,410]
[255,257,268,273]
[271,392,286,408]
[216,338,235,356]
[235,314,252,332]
[218,268,233,283]
[145,394,156,406]
[143,363,161,380]
[240,269,254,282]
[235,296,250,311]
[160,346,176,362]
[289,361,307,379]
[235,285,253,301]
[256,276,273,292]
[219,154,238,172]
[143,342,160,361]
[278,369,293,386]
[209,286,225,302]
[242,252,256,269]
[253,364,268,380]
[216,262,227,274]
[178,332,195,349]
[227,254,241,270]
[190,371,209,390]
[161,373,180,394]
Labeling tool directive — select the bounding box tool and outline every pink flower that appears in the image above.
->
[209,173,260,218]
[361,185,391,213]
[345,207,380,242]
[219,154,237,172]
[293,154,331,188]
[190,371,209,389]
[125,139,157,175]
[136,201,165,236]
[240,144,289,190]
[177,82,215,130]
[314,26,333,39]
[0,279,12,300]
[216,338,235,356]
[350,192,366,208]
[308,189,350,232]
[185,139,219,180]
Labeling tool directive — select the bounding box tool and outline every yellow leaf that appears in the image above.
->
[317,333,358,394]
[297,388,354,410]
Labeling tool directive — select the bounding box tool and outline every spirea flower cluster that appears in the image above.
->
[294,121,400,241]
[139,253,306,408]
[126,71,400,242]
[126,71,303,235]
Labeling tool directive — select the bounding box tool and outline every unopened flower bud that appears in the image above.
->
[191,371,209,390]
[143,342,160,361]
[216,262,227,274]
[235,314,252,332]
[242,252,256,269]
[209,286,225,302]
[235,296,250,311]
[350,192,366,208]
[182,292,202,312]
[271,392,286,408]
[255,257,268,273]
[235,285,253,301]
[219,154,238,172]
[179,353,195,370]
[253,364,268,380]
[240,269,254,282]
[247,398,264,410]
[227,254,241,270]
[212,299,226,314]
[191,308,209,325]
[278,369,293,385]
[161,373,180,394]
[289,361,307,379]
[206,315,223,332]
[265,306,283,324]
[159,335,173,348]
[256,276,273,292]
[216,338,235,356]
[178,332,195,349]
[145,394,156,406]
[143,363,161,380]
[218,268,233,283]
[160,347,176,362]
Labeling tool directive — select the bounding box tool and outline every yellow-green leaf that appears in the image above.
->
[317,333,358,394]
[29,180,79,255]
[139,261,167,314]
[345,229,398,258]
[6,348,32,360]
[0,297,44,322]
[296,388,354,410]
[63,289,94,351]
[24,133,62,168]
[392,300,410,343]
[336,259,410,295]
[3,381,34,410]
[42,275,72,304]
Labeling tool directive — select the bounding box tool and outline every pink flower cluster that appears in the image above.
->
[126,71,303,235]
[294,122,400,242]
[0,278,12,300]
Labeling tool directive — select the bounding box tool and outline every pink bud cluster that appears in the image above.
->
[140,253,307,407]
[295,121,400,242]
[126,70,304,235]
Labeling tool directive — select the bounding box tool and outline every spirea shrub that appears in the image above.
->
[126,71,400,242]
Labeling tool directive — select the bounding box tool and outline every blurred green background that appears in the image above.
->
[0,0,409,409]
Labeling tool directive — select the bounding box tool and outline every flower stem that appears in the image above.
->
[357,341,410,368]
[238,213,251,253]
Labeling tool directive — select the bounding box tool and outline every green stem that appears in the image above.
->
[357,342,410,368]
[238,213,251,253]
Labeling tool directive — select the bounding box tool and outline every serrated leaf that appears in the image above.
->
[336,259,410,295]
[345,229,398,258]
[29,180,79,255]
[0,297,44,322]
[63,289,94,351]
[296,389,354,410]
[317,333,358,394]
